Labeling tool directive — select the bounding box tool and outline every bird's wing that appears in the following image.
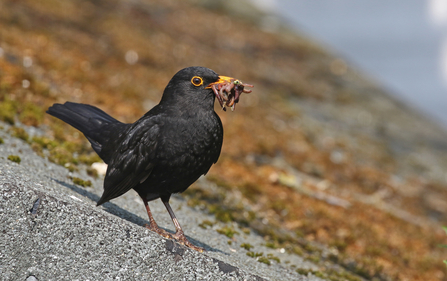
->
[97,117,160,205]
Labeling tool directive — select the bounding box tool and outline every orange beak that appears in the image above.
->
[205,76,234,89]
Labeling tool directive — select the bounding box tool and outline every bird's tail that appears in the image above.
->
[46,102,125,163]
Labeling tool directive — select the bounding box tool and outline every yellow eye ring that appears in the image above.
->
[191,76,203,87]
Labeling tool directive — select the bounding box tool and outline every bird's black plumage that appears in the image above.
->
[47,66,227,251]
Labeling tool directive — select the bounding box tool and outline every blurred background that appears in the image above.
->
[1,0,447,280]
[259,0,447,128]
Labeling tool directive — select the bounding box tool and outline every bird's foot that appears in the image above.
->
[172,231,205,252]
[144,223,173,239]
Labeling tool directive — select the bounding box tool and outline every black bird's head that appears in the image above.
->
[160,66,234,111]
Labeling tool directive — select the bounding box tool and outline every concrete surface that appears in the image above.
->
[0,123,321,280]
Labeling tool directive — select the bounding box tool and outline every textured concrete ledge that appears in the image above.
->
[0,126,320,281]
[1,179,264,280]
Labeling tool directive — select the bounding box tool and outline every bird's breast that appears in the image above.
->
[151,113,223,187]
[161,117,221,161]
[134,111,223,196]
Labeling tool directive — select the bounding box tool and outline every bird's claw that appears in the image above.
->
[172,231,205,252]
[144,223,173,239]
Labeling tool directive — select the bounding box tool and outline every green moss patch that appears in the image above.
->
[0,97,45,127]
[267,253,281,263]
[71,177,92,187]
[7,155,21,164]
[10,127,29,142]
[246,251,263,258]
[198,220,214,229]
[264,241,278,249]
[240,243,253,251]
[0,98,18,125]
[86,166,99,178]
[257,256,271,265]
[19,102,44,126]
[216,226,239,238]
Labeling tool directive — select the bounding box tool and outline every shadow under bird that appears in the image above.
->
[47,66,252,252]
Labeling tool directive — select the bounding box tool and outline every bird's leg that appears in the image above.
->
[161,196,205,252]
[141,197,173,239]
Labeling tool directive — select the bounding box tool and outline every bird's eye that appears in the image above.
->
[191,76,203,87]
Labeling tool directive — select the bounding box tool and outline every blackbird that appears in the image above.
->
[47,66,238,252]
